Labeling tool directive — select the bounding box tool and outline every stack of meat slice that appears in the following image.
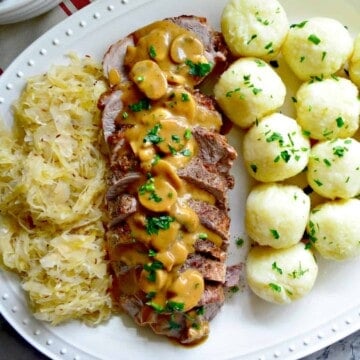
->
[98,15,241,344]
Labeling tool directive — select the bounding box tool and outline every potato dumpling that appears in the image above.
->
[282,17,353,81]
[214,57,286,129]
[221,0,288,59]
[349,34,360,87]
[243,113,310,182]
[246,243,318,304]
[246,183,310,249]
[307,199,360,260]
[307,138,360,199]
[295,77,360,140]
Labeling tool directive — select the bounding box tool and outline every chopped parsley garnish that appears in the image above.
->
[290,20,308,29]
[148,249,157,257]
[168,317,181,330]
[165,301,185,312]
[196,306,205,315]
[151,154,161,166]
[314,179,323,187]
[230,286,239,293]
[247,34,257,45]
[255,59,266,67]
[181,92,190,102]
[184,128,192,140]
[332,145,348,157]
[168,145,177,155]
[148,192,162,203]
[198,233,208,240]
[149,45,157,59]
[302,129,311,137]
[185,59,212,77]
[171,134,181,143]
[323,158,332,167]
[122,111,129,119]
[146,301,163,312]
[272,262,283,275]
[291,96,297,103]
[139,177,156,194]
[336,117,345,128]
[266,132,284,145]
[269,283,282,292]
[250,164,258,173]
[146,291,156,299]
[180,148,192,157]
[143,123,163,144]
[308,34,321,45]
[236,237,244,247]
[136,75,144,83]
[300,56,306,63]
[321,51,327,61]
[288,262,309,279]
[145,215,174,235]
[129,98,151,112]
[280,150,291,163]
[270,229,280,239]
[143,261,164,282]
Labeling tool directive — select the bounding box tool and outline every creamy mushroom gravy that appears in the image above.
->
[107,20,225,319]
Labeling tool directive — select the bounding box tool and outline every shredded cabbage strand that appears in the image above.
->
[0,54,112,325]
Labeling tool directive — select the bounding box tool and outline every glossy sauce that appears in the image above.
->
[109,20,223,314]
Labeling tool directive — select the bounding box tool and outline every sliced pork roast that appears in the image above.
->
[98,16,239,344]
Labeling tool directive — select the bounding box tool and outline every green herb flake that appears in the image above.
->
[323,158,332,167]
[151,154,161,166]
[291,96,297,103]
[185,59,212,77]
[272,262,283,275]
[336,117,345,128]
[181,93,190,102]
[266,132,284,145]
[145,215,174,235]
[308,34,321,45]
[122,111,129,119]
[314,179,323,187]
[148,249,157,257]
[184,128,192,140]
[247,34,257,45]
[280,150,291,163]
[290,20,308,29]
[288,262,309,279]
[166,301,185,313]
[143,123,163,144]
[270,229,280,239]
[300,55,306,63]
[196,306,205,315]
[255,59,266,67]
[144,261,164,282]
[129,98,151,112]
[332,145,348,158]
[180,148,192,157]
[230,286,239,293]
[236,237,244,247]
[149,45,157,59]
[198,233,208,240]
[269,283,282,292]
[146,301,163,312]
[250,164,258,173]
[321,51,327,61]
[171,134,181,143]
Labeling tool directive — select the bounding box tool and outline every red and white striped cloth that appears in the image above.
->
[0,0,95,76]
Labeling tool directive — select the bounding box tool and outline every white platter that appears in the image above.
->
[0,0,360,359]
[0,0,61,25]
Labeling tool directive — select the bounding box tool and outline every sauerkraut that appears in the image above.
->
[0,54,112,325]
